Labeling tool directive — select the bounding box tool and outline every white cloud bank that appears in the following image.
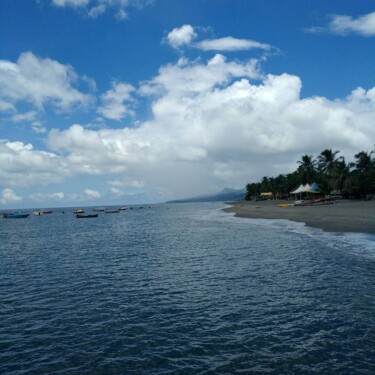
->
[2,52,375,202]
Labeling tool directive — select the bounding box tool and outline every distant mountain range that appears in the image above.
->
[167,188,246,203]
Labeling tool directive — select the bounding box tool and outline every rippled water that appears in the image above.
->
[1,203,374,374]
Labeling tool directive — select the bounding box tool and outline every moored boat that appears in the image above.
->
[105,209,120,213]
[76,213,98,218]
[74,209,85,214]
[3,212,30,219]
[33,210,53,216]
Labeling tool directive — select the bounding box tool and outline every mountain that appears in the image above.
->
[167,188,246,203]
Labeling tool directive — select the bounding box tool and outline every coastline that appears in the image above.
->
[224,199,375,234]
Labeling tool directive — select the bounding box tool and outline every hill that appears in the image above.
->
[167,188,246,203]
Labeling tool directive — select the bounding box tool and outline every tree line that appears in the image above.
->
[245,148,375,200]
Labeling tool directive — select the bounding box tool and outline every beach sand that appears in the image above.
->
[224,200,375,234]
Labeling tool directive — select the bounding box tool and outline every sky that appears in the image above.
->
[0,0,374,208]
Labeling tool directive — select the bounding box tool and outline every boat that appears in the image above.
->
[33,210,53,216]
[74,209,85,214]
[3,212,30,219]
[93,208,105,212]
[278,203,290,207]
[119,207,128,210]
[105,209,120,213]
[76,213,98,218]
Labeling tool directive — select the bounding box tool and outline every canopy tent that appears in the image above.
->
[290,183,311,194]
[290,183,320,198]
[309,182,320,193]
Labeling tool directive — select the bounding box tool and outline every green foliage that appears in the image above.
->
[245,147,375,200]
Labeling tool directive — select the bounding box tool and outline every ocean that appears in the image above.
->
[1,202,374,374]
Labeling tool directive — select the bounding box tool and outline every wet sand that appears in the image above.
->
[224,200,375,234]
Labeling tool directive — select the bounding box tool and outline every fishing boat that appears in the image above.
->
[3,212,30,219]
[76,213,98,218]
[105,209,120,213]
[33,210,53,216]
[74,209,85,214]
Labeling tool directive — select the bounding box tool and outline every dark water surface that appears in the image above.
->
[1,203,374,374]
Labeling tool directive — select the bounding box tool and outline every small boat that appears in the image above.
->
[3,212,30,219]
[278,204,290,207]
[105,209,120,213]
[74,209,85,214]
[76,213,98,218]
[33,210,53,216]
[119,207,128,210]
[93,208,105,212]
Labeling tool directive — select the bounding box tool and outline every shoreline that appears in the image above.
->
[224,199,375,235]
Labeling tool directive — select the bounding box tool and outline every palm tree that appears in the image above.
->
[318,149,343,175]
[297,154,317,183]
[353,151,374,173]
[331,158,352,192]
[352,150,375,197]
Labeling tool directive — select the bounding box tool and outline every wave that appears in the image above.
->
[214,203,375,260]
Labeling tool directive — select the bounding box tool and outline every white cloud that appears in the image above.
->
[166,25,197,48]
[43,55,375,199]
[98,82,135,120]
[0,52,92,114]
[53,0,89,6]
[196,37,271,51]
[29,192,65,202]
[1,188,23,204]
[0,140,69,188]
[88,4,106,18]
[84,189,101,198]
[2,54,375,201]
[330,11,375,36]
[308,11,375,36]
[51,0,153,19]
[166,25,271,52]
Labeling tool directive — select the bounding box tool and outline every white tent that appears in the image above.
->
[290,183,311,194]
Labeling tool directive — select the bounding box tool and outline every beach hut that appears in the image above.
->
[260,192,273,200]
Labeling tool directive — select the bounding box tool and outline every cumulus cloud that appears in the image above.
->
[51,0,153,19]
[0,52,92,115]
[1,188,23,204]
[2,54,375,201]
[0,140,69,188]
[166,25,197,48]
[44,55,375,198]
[308,11,375,36]
[84,189,101,198]
[98,82,135,120]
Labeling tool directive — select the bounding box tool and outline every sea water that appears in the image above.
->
[0,203,374,374]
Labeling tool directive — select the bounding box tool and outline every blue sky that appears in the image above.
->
[0,0,374,208]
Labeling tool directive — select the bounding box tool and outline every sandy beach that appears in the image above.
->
[224,200,375,234]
